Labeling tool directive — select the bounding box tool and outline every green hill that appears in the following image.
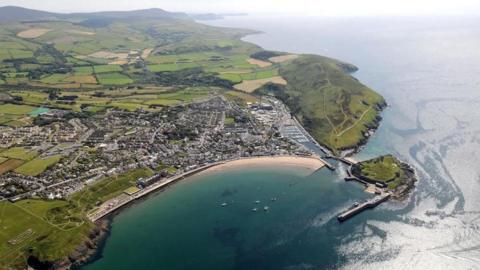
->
[275,55,386,153]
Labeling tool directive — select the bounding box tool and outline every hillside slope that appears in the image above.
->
[276,55,386,153]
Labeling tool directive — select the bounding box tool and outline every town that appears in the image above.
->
[0,93,314,203]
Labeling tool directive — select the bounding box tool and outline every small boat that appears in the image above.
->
[271,197,277,202]
[254,200,260,204]
[221,202,228,207]
[252,208,258,212]
[264,206,269,211]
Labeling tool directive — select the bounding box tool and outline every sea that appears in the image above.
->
[80,15,480,269]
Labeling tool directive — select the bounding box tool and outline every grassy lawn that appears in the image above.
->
[96,72,133,85]
[0,200,93,269]
[40,73,70,84]
[124,186,140,195]
[73,66,94,74]
[356,155,400,181]
[352,155,411,190]
[147,62,198,72]
[93,64,122,73]
[225,117,235,125]
[14,155,62,176]
[225,90,259,103]
[0,104,37,115]
[0,147,38,161]
[143,99,182,106]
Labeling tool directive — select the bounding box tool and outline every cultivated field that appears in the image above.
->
[269,54,299,63]
[0,159,24,175]
[17,28,51,38]
[234,76,287,93]
[247,58,272,67]
[15,155,62,176]
[0,147,38,161]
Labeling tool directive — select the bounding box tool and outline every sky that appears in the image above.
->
[1,0,480,16]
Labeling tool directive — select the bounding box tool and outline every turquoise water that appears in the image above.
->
[81,166,377,270]
[82,16,480,269]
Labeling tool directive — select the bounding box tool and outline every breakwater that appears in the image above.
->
[337,193,391,222]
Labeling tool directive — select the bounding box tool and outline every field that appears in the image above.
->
[0,147,38,161]
[93,65,123,73]
[0,104,36,115]
[96,73,133,85]
[8,87,215,112]
[0,103,37,126]
[225,90,259,103]
[234,76,287,93]
[14,155,62,176]
[147,62,198,72]
[16,28,51,38]
[247,58,272,67]
[0,200,93,269]
[0,159,24,175]
[269,54,299,63]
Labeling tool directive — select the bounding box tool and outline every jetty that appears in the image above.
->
[326,155,358,166]
[337,193,391,222]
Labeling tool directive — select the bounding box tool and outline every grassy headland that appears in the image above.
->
[258,55,386,154]
[351,155,417,195]
[0,168,153,269]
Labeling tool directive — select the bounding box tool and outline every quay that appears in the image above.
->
[337,193,391,222]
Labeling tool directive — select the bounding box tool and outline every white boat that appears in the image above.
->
[221,202,228,207]
[264,206,269,211]
[252,208,258,212]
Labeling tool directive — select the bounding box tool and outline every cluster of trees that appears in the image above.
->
[151,67,233,88]
[163,126,198,141]
[250,50,283,61]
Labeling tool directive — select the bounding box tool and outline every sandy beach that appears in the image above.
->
[89,156,326,221]
[200,156,325,175]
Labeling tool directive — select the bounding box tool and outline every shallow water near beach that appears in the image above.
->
[81,166,376,270]
[82,15,480,269]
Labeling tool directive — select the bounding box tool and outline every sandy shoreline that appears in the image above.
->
[90,155,325,221]
[73,155,326,268]
[199,155,325,175]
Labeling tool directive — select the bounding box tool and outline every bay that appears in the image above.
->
[82,15,480,269]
